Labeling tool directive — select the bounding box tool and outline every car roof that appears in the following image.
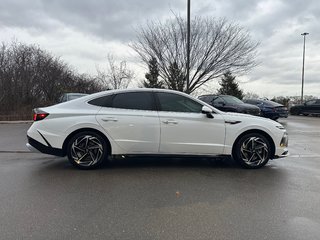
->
[83,88,194,100]
[199,94,239,98]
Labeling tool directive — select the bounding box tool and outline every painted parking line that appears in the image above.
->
[0,150,31,153]
[288,155,320,158]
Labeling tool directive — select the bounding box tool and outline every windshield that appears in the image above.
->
[263,100,282,107]
[221,96,244,104]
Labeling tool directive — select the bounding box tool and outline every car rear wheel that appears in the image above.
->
[67,131,108,169]
[233,133,271,169]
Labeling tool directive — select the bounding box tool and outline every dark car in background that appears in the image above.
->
[290,99,320,116]
[198,95,261,116]
[244,99,288,120]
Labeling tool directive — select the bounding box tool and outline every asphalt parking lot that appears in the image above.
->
[0,116,319,240]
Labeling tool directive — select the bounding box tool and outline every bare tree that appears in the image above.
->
[0,41,104,120]
[97,54,134,90]
[243,92,260,100]
[131,16,259,93]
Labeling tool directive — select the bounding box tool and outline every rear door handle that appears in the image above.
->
[102,117,118,122]
[163,120,178,124]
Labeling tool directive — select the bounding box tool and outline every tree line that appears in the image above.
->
[0,42,136,120]
[0,41,105,119]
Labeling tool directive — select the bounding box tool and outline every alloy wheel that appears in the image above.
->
[70,135,104,167]
[240,136,269,167]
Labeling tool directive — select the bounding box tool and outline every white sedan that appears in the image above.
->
[27,89,288,169]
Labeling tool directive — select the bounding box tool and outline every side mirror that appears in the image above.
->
[202,106,214,118]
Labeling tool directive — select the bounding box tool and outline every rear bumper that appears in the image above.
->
[27,136,65,157]
[278,112,289,118]
[26,143,41,153]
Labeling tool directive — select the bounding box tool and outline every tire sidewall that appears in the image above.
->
[67,131,108,170]
[233,133,271,169]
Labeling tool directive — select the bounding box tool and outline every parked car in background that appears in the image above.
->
[198,95,261,116]
[59,93,88,103]
[27,89,288,170]
[243,99,288,120]
[290,99,320,116]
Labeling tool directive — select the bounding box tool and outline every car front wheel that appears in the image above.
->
[233,133,271,169]
[290,108,300,115]
[67,131,108,169]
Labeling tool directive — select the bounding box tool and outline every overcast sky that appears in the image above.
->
[0,0,319,98]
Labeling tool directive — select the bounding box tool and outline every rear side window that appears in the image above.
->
[199,95,214,103]
[88,95,113,107]
[306,100,316,105]
[212,97,225,105]
[112,92,155,111]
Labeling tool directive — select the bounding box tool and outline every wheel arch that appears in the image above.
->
[232,129,276,159]
[62,128,112,156]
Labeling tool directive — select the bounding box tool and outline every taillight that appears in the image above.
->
[33,109,49,121]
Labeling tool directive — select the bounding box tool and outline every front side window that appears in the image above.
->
[199,96,214,103]
[306,100,316,105]
[156,92,203,113]
[112,92,155,110]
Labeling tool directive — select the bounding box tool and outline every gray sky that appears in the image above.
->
[0,0,319,98]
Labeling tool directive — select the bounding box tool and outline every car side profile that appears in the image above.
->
[290,99,320,116]
[198,94,261,116]
[243,99,288,120]
[27,89,288,169]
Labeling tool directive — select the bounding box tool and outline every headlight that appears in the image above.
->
[280,132,288,147]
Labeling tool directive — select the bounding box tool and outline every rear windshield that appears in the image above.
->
[263,100,282,107]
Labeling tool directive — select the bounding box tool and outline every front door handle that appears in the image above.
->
[163,120,178,124]
[102,117,118,122]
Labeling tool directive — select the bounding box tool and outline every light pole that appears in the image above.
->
[301,32,309,103]
[186,0,190,93]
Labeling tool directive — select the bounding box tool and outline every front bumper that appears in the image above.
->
[274,149,289,159]
[27,136,65,157]
[274,132,289,159]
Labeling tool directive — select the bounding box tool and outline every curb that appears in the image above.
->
[0,121,33,124]
[0,150,32,153]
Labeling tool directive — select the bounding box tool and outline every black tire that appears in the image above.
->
[232,133,272,169]
[67,131,109,169]
[290,108,300,115]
